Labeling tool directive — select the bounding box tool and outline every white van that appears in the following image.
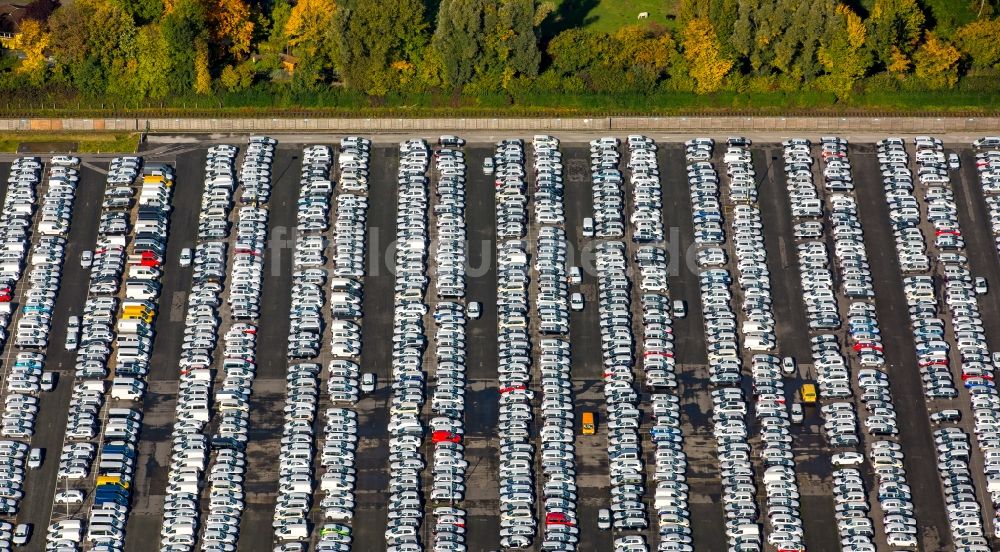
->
[274,523,308,541]
[127,266,160,281]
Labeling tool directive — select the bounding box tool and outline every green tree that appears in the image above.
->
[334,0,429,95]
[432,0,488,87]
[818,4,871,98]
[495,0,540,86]
[160,0,208,94]
[112,0,163,24]
[955,18,1000,68]
[913,32,961,88]
[432,0,539,90]
[194,39,212,94]
[133,24,172,100]
[284,0,338,87]
[868,0,925,68]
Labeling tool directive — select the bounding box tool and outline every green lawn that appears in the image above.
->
[0,133,140,153]
[544,0,674,35]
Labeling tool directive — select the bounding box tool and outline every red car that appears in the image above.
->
[431,431,461,444]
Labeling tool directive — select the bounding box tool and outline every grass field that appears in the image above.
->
[0,133,141,153]
[546,0,674,34]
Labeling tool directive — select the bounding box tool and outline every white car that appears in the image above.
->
[54,489,84,504]
[468,301,481,319]
[50,155,80,167]
[179,248,192,267]
[80,250,93,268]
[360,373,375,394]
[975,276,988,295]
[782,357,796,376]
[570,293,584,311]
[832,452,864,467]
[597,508,611,530]
[569,266,582,285]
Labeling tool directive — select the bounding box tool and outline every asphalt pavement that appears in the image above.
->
[8,135,1000,552]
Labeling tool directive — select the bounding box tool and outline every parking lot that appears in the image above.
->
[1,132,1000,552]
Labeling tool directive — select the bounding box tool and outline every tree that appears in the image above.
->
[334,0,429,95]
[112,0,163,24]
[682,17,732,93]
[432,0,539,90]
[432,0,487,87]
[818,4,871,98]
[15,19,48,81]
[868,0,925,67]
[208,0,254,59]
[913,32,961,88]
[134,24,172,99]
[285,0,337,54]
[194,39,212,93]
[160,0,208,93]
[495,0,540,86]
[955,18,1000,68]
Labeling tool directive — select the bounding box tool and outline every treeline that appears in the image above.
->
[1,0,1000,108]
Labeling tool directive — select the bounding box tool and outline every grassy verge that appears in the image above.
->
[0,133,140,153]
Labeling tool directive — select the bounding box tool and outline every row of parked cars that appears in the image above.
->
[724,140,806,551]
[810,138,910,549]
[160,144,239,551]
[878,141,960,401]
[433,145,465,298]
[821,139,876,302]
[496,138,527,240]
[824,140,902,443]
[627,135,664,242]
[87,161,173,550]
[0,157,44,353]
[687,140,727,270]
[227,136,275,320]
[972,140,1000,538]
[535,137,570,336]
[4,157,73,501]
[494,137,535,549]
[877,138,931,274]
[925,138,998,549]
[686,141,762,552]
[287,145,332,359]
[784,140,823,219]
[428,137,469,552]
[324,137,372,409]
[239,136,276,203]
[627,136,689,552]
[384,139,430,551]
[271,362,321,544]
[529,136,579,552]
[594,241,647,533]
[590,137,625,238]
[725,144,775,353]
[198,139,275,550]
[533,135,564,226]
[50,156,170,551]
[722,137,755,203]
[0,157,61,549]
